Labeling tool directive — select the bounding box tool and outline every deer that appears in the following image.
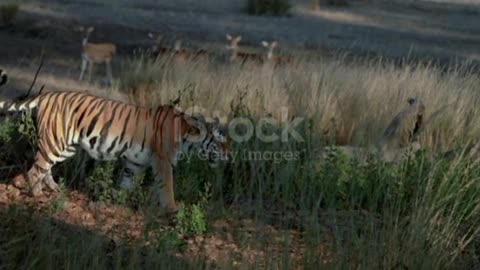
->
[78,26,116,86]
[148,32,209,63]
[148,33,189,61]
[261,40,293,67]
[320,97,427,165]
[225,34,264,65]
[0,69,7,86]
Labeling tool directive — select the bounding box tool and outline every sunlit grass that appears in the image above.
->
[1,52,480,269]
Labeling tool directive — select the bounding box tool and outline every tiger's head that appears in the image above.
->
[183,113,230,168]
[0,69,7,87]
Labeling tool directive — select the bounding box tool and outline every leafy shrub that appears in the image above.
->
[145,223,184,252]
[0,3,19,25]
[176,203,207,237]
[18,111,38,149]
[85,161,118,203]
[0,118,17,143]
[246,0,291,16]
[49,178,68,212]
[84,161,150,208]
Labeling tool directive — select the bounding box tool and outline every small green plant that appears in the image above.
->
[85,161,116,203]
[247,0,291,16]
[145,222,184,252]
[18,111,37,149]
[0,3,19,25]
[85,161,149,208]
[49,178,68,212]
[176,203,207,237]
[0,118,18,143]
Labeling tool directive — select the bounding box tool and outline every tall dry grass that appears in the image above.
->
[2,50,480,269]
[117,52,480,153]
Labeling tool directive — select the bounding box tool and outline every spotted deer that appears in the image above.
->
[261,40,293,67]
[148,32,209,63]
[78,26,116,86]
[0,69,7,86]
[225,34,263,65]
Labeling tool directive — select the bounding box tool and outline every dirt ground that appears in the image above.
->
[0,181,318,268]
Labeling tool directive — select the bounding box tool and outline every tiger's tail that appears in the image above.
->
[0,68,41,113]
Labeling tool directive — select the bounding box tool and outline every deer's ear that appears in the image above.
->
[87,26,95,33]
[148,32,154,39]
[226,33,232,40]
[271,41,278,48]
[235,36,242,42]
[261,41,269,47]
[77,26,84,32]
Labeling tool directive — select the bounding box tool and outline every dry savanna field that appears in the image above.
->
[1,0,480,269]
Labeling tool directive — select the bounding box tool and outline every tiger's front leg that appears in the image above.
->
[151,157,178,215]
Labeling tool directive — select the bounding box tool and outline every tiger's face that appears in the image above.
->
[184,114,230,168]
[202,122,229,167]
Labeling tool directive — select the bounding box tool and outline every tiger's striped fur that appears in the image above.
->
[0,91,229,214]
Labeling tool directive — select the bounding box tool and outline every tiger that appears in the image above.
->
[0,69,7,86]
[0,90,229,214]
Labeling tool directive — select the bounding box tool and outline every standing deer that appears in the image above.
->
[225,34,263,65]
[261,40,293,67]
[148,32,186,61]
[148,32,209,63]
[0,69,7,86]
[78,26,116,86]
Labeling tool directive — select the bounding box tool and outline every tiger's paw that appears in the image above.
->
[11,174,27,190]
[164,204,179,225]
[30,182,44,197]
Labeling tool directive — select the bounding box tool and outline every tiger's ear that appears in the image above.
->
[184,114,207,142]
[213,116,220,125]
[211,116,229,135]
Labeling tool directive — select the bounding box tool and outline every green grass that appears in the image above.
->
[2,52,480,269]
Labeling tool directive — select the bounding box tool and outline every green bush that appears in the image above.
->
[176,203,207,237]
[0,3,19,25]
[85,161,123,204]
[0,118,18,144]
[246,0,291,16]
[49,178,68,212]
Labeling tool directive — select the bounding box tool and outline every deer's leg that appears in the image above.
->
[87,61,94,82]
[79,59,87,80]
[106,60,113,86]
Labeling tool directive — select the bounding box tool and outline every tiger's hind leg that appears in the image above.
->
[16,145,76,196]
[20,155,53,197]
[40,146,77,193]
[43,171,59,192]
